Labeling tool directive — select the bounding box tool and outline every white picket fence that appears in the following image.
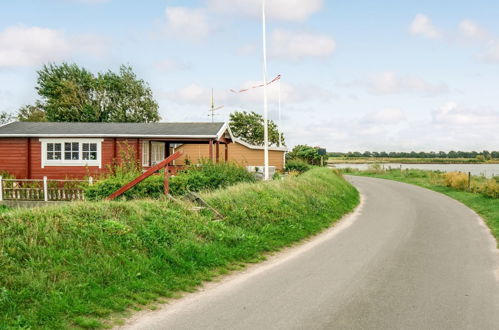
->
[0,176,93,202]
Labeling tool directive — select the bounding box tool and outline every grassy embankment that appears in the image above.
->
[0,168,359,329]
[329,157,499,164]
[344,168,498,244]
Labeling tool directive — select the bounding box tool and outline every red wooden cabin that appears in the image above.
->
[0,122,232,179]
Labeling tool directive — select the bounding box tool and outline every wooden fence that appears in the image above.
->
[0,176,92,202]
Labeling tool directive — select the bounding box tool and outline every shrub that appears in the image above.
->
[285,159,311,173]
[477,179,499,198]
[366,163,383,174]
[85,162,255,200]
[443,172,469,190]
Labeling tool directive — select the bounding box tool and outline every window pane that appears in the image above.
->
[90,152,97,160]
[83,143,89,151]
[65,143,71,151]
[72,152,79,160]
[54,152,62,160]
[47,152,53,160]
[65,152,72,160]
[72,142,79,151]
[54,144,61,151]
[47,143,53,151]
[90,143,97,151]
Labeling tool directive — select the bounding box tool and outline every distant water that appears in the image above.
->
[330,163,499,178]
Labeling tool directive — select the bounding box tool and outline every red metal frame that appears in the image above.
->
[106,151,183,200]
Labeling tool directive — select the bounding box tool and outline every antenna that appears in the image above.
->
[208,88,224,122]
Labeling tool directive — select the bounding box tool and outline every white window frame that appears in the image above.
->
[40,138,103,168]
[142,141,150,167]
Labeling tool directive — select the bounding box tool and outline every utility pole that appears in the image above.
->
[262,0,269,180]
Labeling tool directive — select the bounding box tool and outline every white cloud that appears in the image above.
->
[0,26,71,68]
[410,14,442,39]
[0,25,109,68]
[207,0,323,22]
[162,79,336,110]
[164,7,212,40]
[361,108,406,125]
[459,19,490,41]
[432,102,499,126]
[368,72,448,96]
[270,29,336,60]
[457,20,499,63]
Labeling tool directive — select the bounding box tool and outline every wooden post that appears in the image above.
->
[468,172,471,191]
[216,141,220,163]
[164,166,170,195]
[0,176,3,202]
[89,177,94,185]
[209,140,213,162]
[224,143,228,162]
[43,176,48,202]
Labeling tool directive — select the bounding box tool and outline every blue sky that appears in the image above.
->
[1,0,498,151]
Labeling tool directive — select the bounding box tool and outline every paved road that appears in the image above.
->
[121,176,499,330]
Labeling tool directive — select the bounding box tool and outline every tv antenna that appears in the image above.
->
[208,88,224,122]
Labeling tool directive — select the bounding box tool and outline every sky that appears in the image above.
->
[0,0,498,152]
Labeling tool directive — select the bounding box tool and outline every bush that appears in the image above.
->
[477,179,499,198]
[85,162,255,200]
[443,172,469,190]
[285,159,311,173]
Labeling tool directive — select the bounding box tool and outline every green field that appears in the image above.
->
[0,168,359,329]
[345,169,499,245]
[329,157,499,164]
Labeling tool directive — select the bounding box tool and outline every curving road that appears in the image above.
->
[120,176,499,330]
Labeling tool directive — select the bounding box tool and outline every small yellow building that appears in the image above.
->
[174,138,287,170]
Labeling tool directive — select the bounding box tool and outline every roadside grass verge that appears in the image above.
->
[345,169,499,245]
[0,168,359,329]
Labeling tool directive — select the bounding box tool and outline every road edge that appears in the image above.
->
[115,194,366,329]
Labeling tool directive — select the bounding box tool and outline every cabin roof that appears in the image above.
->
[0,122,228,139]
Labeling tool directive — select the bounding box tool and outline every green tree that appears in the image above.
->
[229,111,283,146]
[0,111,15,124]
[17,103,47,122]
[22,63,160,123]
[287,145,322,165]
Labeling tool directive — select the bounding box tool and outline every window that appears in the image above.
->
[47,143,62,160]
[40,139,103,168]
[142,141,150,166]
[82,143,98,160]
[64,142,79,160]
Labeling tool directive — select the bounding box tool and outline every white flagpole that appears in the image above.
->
[262,0,269,180]
[278,77,282,147]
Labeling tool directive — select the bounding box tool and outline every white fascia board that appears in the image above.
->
[215,122,229,140]
[234,138,288,152]
[0,134,218,138]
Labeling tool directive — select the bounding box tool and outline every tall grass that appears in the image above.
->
[0,168,358,329]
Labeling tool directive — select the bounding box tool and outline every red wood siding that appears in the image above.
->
[0,137,143,179]
[0,138,29,178]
